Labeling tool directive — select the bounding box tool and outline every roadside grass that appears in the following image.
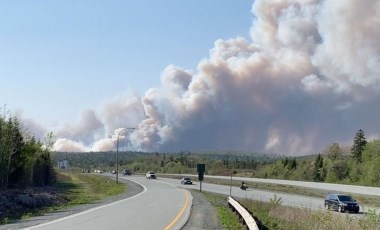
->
[250,181,379,208]
[238,197,380,230]
[160,174,380,229]
[3,172,126,223]
[202,192,246,230]
[159,174,380,208]
[55,172,126,207]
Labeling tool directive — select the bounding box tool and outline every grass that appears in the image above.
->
[54,172,126,206]
[202,192,246,230]
[1,172,126,224]
[238,197,380,230]
[160,174,380,208]
[162,174,380,229]
[227,179,380,208]
[201,191,380,230]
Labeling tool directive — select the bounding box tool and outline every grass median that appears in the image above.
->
[201,192,380,230]
[158,174,380,208]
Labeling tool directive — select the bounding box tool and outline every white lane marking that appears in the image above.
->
[155,179,183,189]
[23,178,147,230]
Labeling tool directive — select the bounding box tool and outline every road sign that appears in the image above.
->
[197,164,205,192]
[197,164,205,173]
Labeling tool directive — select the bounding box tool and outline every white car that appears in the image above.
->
[146,171,156,179]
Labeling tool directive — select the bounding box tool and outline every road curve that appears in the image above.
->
[20,175,192,230]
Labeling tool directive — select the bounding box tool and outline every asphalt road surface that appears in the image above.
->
[209,175,380,196]
[159,176,380,216]
[2,173,379,230]
[12,175,192,230]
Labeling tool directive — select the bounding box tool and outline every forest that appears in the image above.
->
[0,113,55,189]
[53,129,380,187]
[1,105,378,188]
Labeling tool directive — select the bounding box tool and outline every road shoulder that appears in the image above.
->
[181,190,222,230]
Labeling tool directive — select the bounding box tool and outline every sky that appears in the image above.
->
[1,0,380,155]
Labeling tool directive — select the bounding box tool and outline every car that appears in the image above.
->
[122,169,133,175]
[146,171,156,179]
[324,194,359,213]
[180,177,193,185]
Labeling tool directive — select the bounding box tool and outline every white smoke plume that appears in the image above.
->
[52,0,380,155]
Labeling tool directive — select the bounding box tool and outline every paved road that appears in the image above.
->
[208,175,380,196]
[159,177,380,216]
[17,176,191,230]
[167,174,380,196]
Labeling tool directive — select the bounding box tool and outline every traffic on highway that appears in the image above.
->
[1,173,378,230]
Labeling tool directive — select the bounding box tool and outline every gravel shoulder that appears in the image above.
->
[181,190,222,230]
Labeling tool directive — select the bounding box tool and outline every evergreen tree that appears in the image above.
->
[0,109,56,188]
[313,154,324,181]
[351,129,367,162]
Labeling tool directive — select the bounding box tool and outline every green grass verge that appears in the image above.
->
[2,172,126,224]
[238,197,380,230]
[220,179,380,208]
[201,190,380,230]
[160,174,380,208]
[54,172,126,206]
[202,192,246,230]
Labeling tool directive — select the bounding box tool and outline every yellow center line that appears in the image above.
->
[163,190,190,230]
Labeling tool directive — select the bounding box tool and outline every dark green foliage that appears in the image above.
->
[351,129,367,162]
[313,154,324,182]
[282,157,297,170]
[52,151,276,176]
[0,112,55,188]
[52,129,380,187]
[330,160,349,181]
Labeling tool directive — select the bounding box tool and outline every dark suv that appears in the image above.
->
[324,194,359,213]
[122,169,132,175]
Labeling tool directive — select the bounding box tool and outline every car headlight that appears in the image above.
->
[341,203,347,206]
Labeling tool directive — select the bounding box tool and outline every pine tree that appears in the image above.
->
[351,129,367,163]
[313,154,324,181]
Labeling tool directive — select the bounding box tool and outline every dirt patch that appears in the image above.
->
[0,187,69,224]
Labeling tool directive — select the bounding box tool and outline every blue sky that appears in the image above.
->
[1,0,252,127]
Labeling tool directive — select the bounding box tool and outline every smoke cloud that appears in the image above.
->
[51,0,380,155]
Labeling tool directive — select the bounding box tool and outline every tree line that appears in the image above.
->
[54,130,379,187]
[255,129,380,187]
[0,112,55,189]
[52,150,272,175]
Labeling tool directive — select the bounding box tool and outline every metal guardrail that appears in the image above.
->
[228,196,259,230]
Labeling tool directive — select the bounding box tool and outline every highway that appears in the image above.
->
[159,176,380,215]
[2,174,379,230]
[19,176,192,230]
[208,175,380,196]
